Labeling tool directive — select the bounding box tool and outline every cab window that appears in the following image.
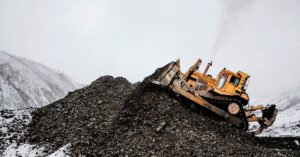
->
[229,76,240,87]
[242,79,249,91]
[217,73,228,89]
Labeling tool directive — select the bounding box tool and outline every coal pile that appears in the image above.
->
[26,76,134,154]
[26,66,300,156]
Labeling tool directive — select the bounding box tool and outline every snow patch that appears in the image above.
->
[2,143,70,157]
[47,144,70,157]
[2,143,45,157]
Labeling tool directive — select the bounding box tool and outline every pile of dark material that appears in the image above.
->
[26,66,300,156]
[26,76,134,154]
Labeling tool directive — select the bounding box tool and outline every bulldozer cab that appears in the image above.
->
[215,69,250,96]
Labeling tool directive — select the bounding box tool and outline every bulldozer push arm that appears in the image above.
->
[152,59,278,133]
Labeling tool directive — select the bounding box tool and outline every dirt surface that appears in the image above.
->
[26,65,300,156]
[255,137,300,150]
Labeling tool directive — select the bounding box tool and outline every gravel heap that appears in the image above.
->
[26,65,300,156]
[26,76,134,155]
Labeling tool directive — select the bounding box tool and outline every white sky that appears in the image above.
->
[0,0,299,98]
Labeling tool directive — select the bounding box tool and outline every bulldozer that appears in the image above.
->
[152,59,278,134]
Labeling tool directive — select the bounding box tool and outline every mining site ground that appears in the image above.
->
[1,64,300,156]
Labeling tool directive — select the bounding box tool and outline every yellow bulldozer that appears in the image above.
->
[152,59,278,134]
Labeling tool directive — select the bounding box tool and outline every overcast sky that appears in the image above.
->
[0,0,299,98]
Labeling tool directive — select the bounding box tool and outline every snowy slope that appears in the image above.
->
[251,87,300,137]
[0,51,81,110]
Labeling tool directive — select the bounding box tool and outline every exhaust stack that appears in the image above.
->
[203,61,213,76]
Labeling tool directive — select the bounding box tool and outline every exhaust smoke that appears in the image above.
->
[210,0,255,60]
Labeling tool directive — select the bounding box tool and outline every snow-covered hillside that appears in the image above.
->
[0,51,81,110]
[252,87,300,137]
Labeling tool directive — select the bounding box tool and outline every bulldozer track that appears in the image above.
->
[203,96,249,130]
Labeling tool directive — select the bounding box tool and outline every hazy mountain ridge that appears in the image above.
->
[252,87,300,137]
[0,51,81,110]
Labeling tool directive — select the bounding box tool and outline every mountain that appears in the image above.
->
[251,87,300,137]
[0,51,81,110]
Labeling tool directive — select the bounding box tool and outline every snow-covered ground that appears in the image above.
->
[3,143,70,157]
[0,51,82,110]
[3,143,46,157]
[251,87,300,137]
[0,109,33,154]
[0,109,70,157]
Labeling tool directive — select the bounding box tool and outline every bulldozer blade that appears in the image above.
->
[152,59,181,86]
